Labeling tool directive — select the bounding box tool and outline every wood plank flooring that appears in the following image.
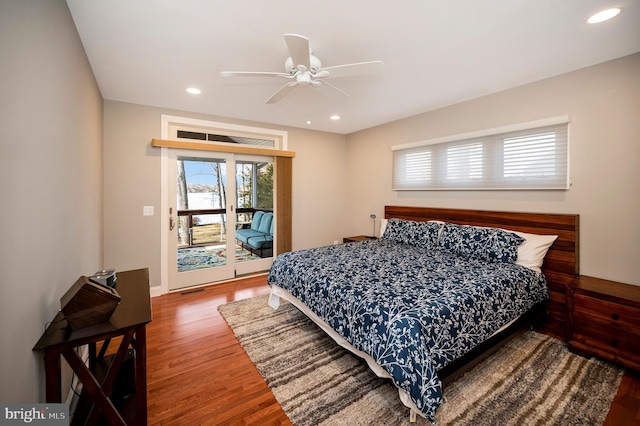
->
[146,274,640,425]
[146,274,291,425]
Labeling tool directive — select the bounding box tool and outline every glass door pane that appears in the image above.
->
[177,158,228,271]
[234,156,275,275]
[170,152,235,290]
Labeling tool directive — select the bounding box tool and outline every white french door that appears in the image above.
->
[168,150,236,290]
[165,150,275,291]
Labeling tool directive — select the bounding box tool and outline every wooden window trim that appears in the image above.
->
[275,157,292,254]
[152,138,295,158]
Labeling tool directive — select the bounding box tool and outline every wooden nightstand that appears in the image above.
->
[566,275,640,371]
[343,235,377,243]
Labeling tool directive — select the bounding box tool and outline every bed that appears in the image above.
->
[267,206,579,423]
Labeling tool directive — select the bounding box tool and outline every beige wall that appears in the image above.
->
[0,0,103,402]
[346,53,640,286]
[3,0,638,405]
[103,101,349,290]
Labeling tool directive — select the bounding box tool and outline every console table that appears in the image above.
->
[34,268,152,425]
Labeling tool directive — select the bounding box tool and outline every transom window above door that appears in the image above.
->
[176,130,275,147]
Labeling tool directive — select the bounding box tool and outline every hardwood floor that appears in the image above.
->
[146,274,640,425]
[146,274,291,425]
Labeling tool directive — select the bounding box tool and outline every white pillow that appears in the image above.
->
[379,218,388,237]
[510,231,558,273]
[427,220,446,243]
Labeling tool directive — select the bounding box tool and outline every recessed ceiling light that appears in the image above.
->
[186,87,201,95]
[306,120,311,125]
[588,8,621,24]
[330,115,340,120]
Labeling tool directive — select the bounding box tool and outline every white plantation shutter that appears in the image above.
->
[446,142,483,181]
[393,147,432,189]
[392,117,570,190]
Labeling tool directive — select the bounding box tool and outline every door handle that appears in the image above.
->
[169,208,176,231]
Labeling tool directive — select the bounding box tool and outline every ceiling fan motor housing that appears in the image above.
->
[285,54,322,75]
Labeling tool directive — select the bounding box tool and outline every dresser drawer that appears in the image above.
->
[567,276,640,372]
[573,316,640,357]
[573,293,640,329]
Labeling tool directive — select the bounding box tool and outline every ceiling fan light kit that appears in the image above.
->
[221,34,383,104]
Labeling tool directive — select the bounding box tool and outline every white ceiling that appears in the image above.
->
[66,0,640,135]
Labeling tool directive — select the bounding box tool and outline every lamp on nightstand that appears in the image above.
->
[369,214,376,238]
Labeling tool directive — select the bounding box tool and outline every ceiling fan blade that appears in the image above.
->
[313,70,330,79]
[284,34,311,70]
[319,80,349,98]
[319,60,384,78]
[221,71,290,78]
[265,81,297,104]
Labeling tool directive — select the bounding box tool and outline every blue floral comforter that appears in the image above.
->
[267,239,549,421]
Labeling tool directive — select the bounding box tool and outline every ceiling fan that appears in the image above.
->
[220,34,384,104]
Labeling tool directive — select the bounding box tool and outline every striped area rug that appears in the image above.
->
[218,295,624,426]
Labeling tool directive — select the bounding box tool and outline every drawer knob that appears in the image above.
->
[611,340,618,348]
[611,313,619,321]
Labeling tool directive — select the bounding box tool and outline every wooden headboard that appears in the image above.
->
[385,206,579,340]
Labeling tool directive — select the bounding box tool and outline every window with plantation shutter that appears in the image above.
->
[392,116,570,190]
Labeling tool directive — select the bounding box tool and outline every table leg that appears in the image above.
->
[62,347,127,426]
[44,349,62,403]
[134,325,148,425]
